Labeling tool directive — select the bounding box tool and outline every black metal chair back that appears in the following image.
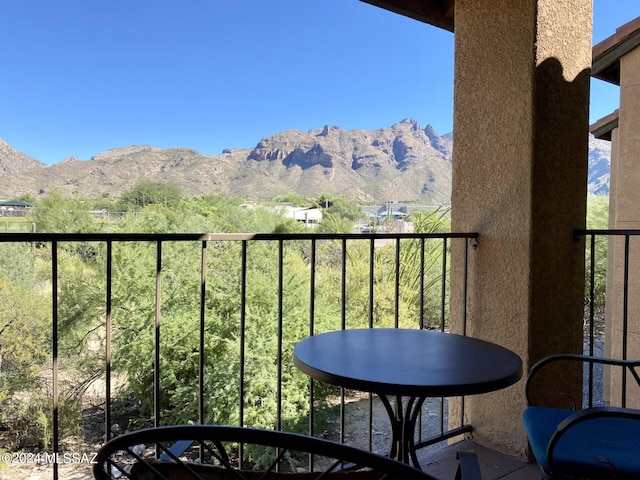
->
[92,425,440,480]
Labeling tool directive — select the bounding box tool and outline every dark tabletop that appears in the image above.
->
[293,328,523,397]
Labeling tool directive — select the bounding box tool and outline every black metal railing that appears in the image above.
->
[577,229,640,408]
[0,231,477,479]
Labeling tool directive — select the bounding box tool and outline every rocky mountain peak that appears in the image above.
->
[92,145,161,162]
[0,123,611,201]
[319,125,340,137]
[588,136,611,195]
[0,138,45,177]
[392,118,422,132]
[60,156,80,164]
[424,124,452,157]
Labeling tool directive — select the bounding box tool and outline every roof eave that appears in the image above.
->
[589,110,619,141]
[359,0,455,32]
[592,17,640,85]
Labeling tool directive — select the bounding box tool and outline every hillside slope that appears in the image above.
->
[0,139,45,177]
[0,120,609,202]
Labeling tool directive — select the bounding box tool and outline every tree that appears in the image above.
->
[109,236,338,432]
[44,199,336,436]
[17,193,36,204]
[585,195,609,310]
[315,195,365,222]
[33,190,96,233]
[0,244,52,447]
[120,180,183,210]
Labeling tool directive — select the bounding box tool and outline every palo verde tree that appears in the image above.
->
[47,195,339,443]
[314,194,365,222]
[0,243,52,447]
[119,179,183,210]
[107,209,339,436]
[33,190,96,233]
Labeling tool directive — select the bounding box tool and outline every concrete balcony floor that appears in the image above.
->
[416,439,541,479]
[335,395,541,479]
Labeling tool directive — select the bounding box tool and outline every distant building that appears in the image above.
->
[283,206,323,226]
[357,202,446,233]
[0,200,33,217]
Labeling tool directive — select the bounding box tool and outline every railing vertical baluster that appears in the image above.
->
[463,238,470,336]
[199,241,207,432]
[588,234,596,407]
[340,238,347,445]
[277,239,283,434]
[438,399,445,438]
[368,396,374,452]
[341,238,347,330]
[105,241,113,441]
[369,237,375,328]
[395,238,400,329]
[419,238,425,330]
[588,234,596,356]
[275,239,285,472]
[368,237,374,452]
[417,238,425,443]
[440,238,448,332]
[239,240,247,467]
[622,234,630,407]
[308,238,317,469]
[309,240,317,340]
[154,241,162,428]
[52,241,59,480]
[460,237,471,435]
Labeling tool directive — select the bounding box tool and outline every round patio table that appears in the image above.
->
[293,328,522,469]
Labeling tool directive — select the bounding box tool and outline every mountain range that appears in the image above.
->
[0,119,610,203]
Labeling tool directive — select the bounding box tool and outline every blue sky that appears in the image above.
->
[1,1,638,165]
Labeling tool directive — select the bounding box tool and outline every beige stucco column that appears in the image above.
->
[607,46,640,408]
[449,0,592,458]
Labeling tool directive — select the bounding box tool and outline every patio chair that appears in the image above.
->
[522,354,640,479]
[92,424,482,480]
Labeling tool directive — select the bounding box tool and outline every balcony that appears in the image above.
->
[0,229,631,479]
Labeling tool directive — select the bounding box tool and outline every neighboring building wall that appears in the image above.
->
[450,0,591,459]
[591,18,640,409]
[283,206,323,226]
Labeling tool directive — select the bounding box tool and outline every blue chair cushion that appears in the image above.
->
[523,406,640,479]
[523,406,575,474]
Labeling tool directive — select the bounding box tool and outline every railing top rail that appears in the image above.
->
[0,231,479,243]
[576,229,640,237]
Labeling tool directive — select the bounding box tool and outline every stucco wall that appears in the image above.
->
[449,0,591,458]
[607,46,640,408]
[616,47,640,225]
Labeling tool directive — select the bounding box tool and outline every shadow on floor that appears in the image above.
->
[417,439,541,480]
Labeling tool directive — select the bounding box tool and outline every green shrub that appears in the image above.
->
[585,195,609,310]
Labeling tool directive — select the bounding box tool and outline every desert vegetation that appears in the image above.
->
[0,183,453,459]
[0,184,609,461]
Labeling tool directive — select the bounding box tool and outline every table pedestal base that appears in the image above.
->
[379,395,426,469]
